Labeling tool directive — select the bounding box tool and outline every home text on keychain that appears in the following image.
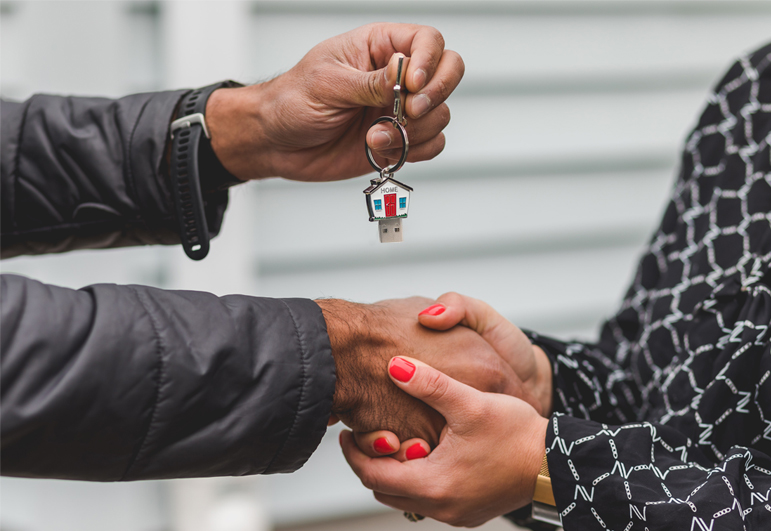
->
[364,55,413,243]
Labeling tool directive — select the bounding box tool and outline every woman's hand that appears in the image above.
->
[418,292,553,416]
[351,293,552,459]
[341,357,549,528]
[320,296,539,448]
[206,23,462,182]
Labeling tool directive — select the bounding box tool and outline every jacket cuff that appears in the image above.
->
[127,89,187,225]
[263,298,336,473]
[129,89,233,242]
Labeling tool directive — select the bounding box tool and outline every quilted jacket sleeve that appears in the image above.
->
[0,91,232,258]
[0,274,336,481]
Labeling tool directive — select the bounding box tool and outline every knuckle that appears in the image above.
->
[377,146,405,159]
[422,370,451,403]
[440,104,451,127]
[436,507,462,526]
[433,76,452,102]
[367,74,387,106]
[373,490,399,510]
[441,291,462,305]
[359,469,382,491]
[429,28,445,53]
[448,50,465,78]
[454,517,476,528]
[423,480,447,504]
[465,398,490,421]
[489,366,509,395]
[433,134,447,157]
[434,509,451,523]
[448,515,465,527]
[474,361,506,394]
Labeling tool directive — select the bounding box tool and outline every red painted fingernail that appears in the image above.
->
[419,304,445,317]
[406,443,429,460]
[373,437,393,454]
[389,357,416,382]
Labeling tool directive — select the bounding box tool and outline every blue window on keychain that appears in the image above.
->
[374,199,382,211]
[399,197,407,209]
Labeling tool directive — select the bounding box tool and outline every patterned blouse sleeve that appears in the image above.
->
[522,41,771,529]
[546,412,771,530]
[525,330,643,425]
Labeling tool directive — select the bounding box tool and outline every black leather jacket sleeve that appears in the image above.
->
[0,91,229,258]
[0,273,336,481]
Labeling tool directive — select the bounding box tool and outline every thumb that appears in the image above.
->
[419,292,536,382]
[388,356,478,424]
[418,292,504,336]
[344,52,407,108]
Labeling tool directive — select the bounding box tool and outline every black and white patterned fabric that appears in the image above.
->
[534,42,771,530]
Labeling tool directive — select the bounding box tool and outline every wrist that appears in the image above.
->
[526,415,550,500]
[530,345,554,416]
[315,299,385,414]
[205,83,273,181]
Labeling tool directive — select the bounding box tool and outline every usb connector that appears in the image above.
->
[378,218,403,243]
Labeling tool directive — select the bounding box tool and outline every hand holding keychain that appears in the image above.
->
[363,55,414,243]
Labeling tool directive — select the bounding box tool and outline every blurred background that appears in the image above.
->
[2,0,770,530]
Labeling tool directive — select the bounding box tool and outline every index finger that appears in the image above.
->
[385,24,446,93]
[371,24,463,118]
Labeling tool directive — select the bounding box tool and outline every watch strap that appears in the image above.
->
[531,451,561,526]
[533,451,556,506]
[169,81,240,260]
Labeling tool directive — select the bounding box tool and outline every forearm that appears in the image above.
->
[315,298,384,414]
[0,90,231,258]
[531,344,553,416]
[1,274,335,480]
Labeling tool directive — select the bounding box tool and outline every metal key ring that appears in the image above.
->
[365,116,409,175]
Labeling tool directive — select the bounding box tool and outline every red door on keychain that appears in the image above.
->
[384,194,397,217]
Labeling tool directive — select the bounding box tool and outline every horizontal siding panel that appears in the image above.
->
[439,89,704,163]
[253,169,673,262]
[1,246,167,290]
[252,0,771,16]
[255,242,644,339]
[246,8,771,87]
[262,425,383,526]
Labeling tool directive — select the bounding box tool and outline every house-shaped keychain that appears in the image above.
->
[363,175,413,243]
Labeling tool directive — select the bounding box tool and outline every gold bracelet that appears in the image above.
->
[532,451,555,506]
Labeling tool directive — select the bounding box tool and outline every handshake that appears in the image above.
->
[317,293,554,526]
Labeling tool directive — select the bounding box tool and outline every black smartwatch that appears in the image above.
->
[168,81,242,260]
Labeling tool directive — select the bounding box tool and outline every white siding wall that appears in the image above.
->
[2,1,771,530]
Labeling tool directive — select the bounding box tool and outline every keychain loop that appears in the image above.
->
[365,116,410,175]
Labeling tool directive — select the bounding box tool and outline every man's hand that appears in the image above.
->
[315,298,538,448]
[205,23,462,182]
[341,357,549,527]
